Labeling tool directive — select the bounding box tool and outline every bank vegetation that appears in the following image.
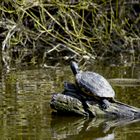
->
[0,0,140,68]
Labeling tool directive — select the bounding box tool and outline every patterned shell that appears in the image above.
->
[76,71,115,98]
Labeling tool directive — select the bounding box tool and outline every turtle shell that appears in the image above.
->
[76,71,115,99]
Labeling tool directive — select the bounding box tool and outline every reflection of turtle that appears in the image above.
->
[70,61,115,109]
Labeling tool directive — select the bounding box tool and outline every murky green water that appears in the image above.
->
[0,61,140,140]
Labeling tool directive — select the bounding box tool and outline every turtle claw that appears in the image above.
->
[100,99,110,110]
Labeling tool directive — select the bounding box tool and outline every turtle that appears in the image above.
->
[70,61,115,109]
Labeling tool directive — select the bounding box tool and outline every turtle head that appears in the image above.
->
[70,61,80,75]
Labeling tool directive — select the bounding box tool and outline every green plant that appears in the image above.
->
[0,0,140,68]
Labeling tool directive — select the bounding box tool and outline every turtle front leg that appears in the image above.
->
[100,99,110,110]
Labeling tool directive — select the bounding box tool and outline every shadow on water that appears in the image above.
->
[0,60,140,139]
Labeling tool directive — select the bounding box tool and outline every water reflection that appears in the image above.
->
[51,115,140,140]
[0,62,140,139]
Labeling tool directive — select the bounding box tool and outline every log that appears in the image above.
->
[50,93,93,117]
[50,82,140,118]
[109,78,140,87]
[50,93,140,118]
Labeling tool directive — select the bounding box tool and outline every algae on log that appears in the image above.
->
[50,93,140,118]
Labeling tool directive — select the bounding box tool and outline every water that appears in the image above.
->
[0,61,140,140]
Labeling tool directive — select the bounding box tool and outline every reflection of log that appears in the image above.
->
[109,78,140,87]
[50,82,140,118]
[51,113,140,140]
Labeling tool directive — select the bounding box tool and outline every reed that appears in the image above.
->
[0,0,140,67]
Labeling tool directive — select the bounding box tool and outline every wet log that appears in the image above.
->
[50,93,140,118]
[50,93,90,116]
[50,83,140,118]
